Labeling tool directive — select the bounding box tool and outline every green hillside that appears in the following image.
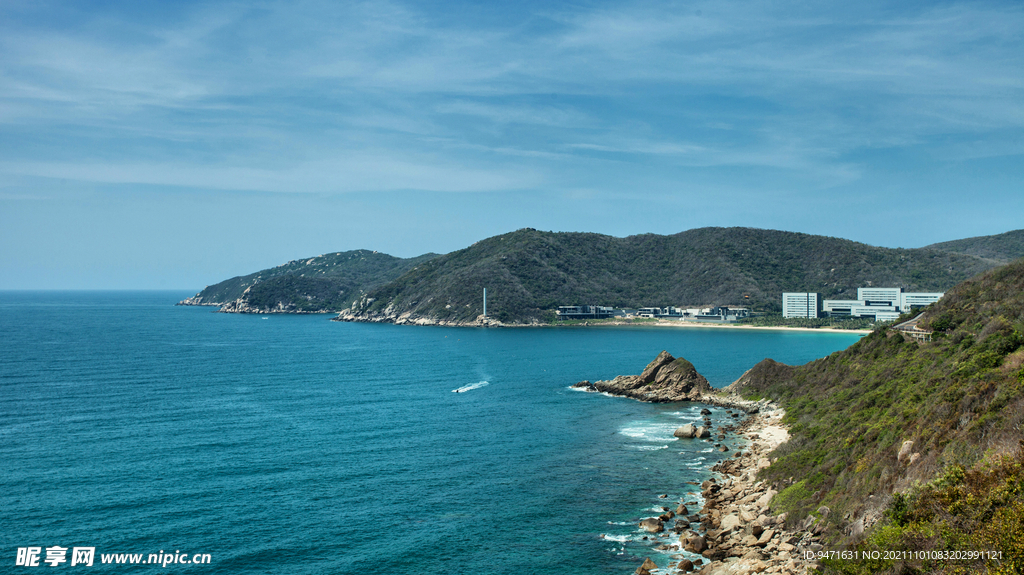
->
[345,227,997,324]
[729,259,1024,574]
[925,229,1024,264]
[178,250,439,312]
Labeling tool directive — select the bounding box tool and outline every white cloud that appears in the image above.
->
[0,0,1021,195]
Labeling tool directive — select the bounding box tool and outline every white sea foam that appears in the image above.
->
[601,534,631,543]
[619,422,678,443]
[452,381,489,393]
[631,444,668,451]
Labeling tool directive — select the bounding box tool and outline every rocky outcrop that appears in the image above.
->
[572,351,767,412]
[572,351,714,403]
[176,295,222,306]
[217,297,334,314]
[334,306,509,327]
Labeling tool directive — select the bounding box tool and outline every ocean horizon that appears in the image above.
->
[1,291,862,573]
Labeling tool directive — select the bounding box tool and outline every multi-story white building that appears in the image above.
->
[857,287,903,307]
[821,288,944,321]
[785,287,945,321]
[782,292,821,318]
[901,292,944,310]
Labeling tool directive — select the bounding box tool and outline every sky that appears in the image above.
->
[1,0,1022,289]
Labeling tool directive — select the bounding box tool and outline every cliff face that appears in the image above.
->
[573,351,714,403]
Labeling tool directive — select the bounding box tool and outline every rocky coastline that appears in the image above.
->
[177,295,336,314]
[575,352,824,574]
[176,295,222,307]
[627,408,822,575]
[332,307,514,327]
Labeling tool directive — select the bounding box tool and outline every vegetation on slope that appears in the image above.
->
[730,259,1024,573]
[180,250,438,312]
[925,229,1024,264]
[349,227,997,323]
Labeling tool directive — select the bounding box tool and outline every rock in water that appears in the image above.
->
[582,351,713,403]
[635,557,658,574]
[674,423,697,438]
[639,518,665,533]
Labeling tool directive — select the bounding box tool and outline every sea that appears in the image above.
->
[0,292,862,574]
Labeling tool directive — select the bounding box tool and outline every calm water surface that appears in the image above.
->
[0,292,861,574]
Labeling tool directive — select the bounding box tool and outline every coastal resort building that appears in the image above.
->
[782,292,821,318]
[784,288,944,321]
[556,305,616,320]
[694,306,750,321]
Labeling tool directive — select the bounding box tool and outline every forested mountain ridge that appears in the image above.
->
[925,228,1024,264]
[337,227,1001,324]
[177,250,439,313]
[181,227,1021,321]
[727,258,1024,573]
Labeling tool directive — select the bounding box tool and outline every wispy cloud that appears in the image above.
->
[0,0,1021,195]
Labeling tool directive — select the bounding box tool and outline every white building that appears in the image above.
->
[782,293,821,318]
[820,287,944,321]
[857,287,903,307]
[901,292,944,310]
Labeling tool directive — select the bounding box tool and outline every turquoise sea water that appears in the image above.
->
[0,292,862,574]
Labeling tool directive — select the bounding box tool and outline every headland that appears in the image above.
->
[575,351,821,574]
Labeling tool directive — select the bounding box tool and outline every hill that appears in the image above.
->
[728,258,1024,573]
[177,250,439,313]
[925,229,1024,264]
[337,227,998,325]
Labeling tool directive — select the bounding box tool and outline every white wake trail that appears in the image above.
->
[452,381,489,393]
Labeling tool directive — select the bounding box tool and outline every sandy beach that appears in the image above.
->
[575,318,871,335]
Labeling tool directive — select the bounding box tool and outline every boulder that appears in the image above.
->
[635,557,658,575]
[850,518,864,539]
[679,558,694,572]
[640,518,665,533]
[700,408,712,415]
[720,514,742,532]
[676,503,689,515]
[695,426,711,438]
[755,489,776,509]
[675,424,697,438]
[683,534,707,553]
[897,440,914,463]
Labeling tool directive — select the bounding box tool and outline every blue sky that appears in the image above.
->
[2,0,1022,289]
